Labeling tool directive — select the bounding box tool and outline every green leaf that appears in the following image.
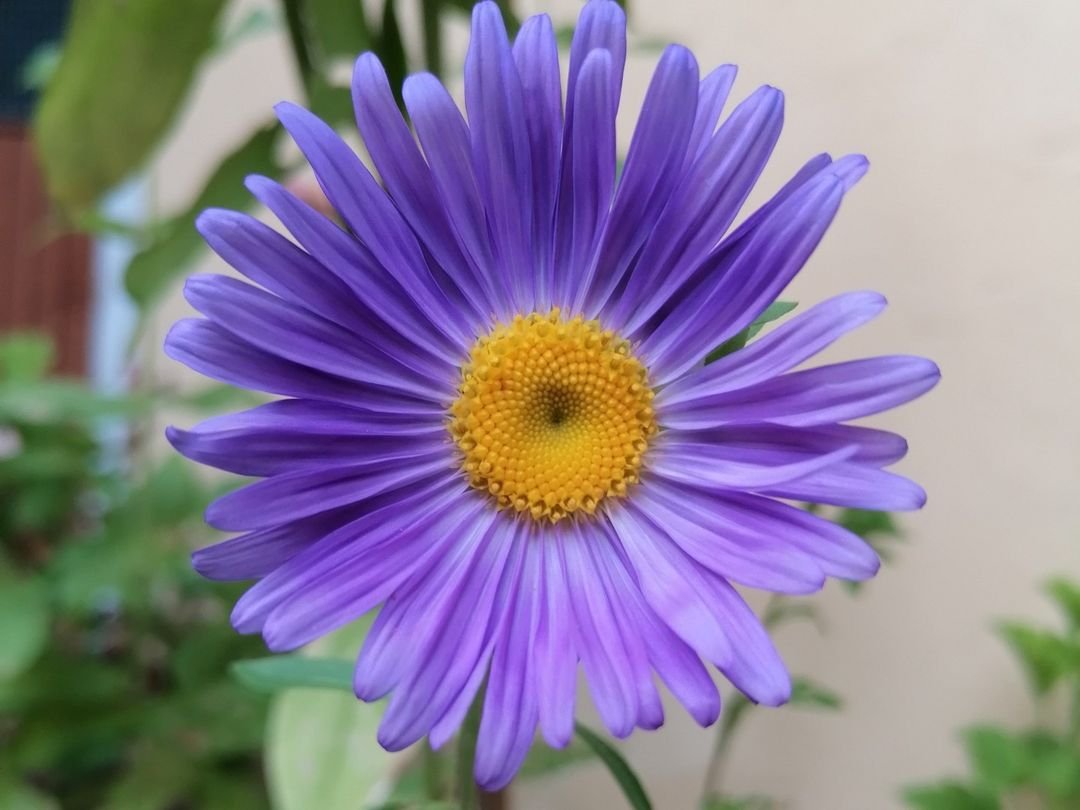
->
[519,737,596,779]
[232,656,354,694]
[374,0,408,108]
[308,0,371,59]
[962,726,1030,790]
[902,783,999,810]
[0,570,50,682]
[997,622,1080,695]
[0,334,54,381]
[705,301,798,364]
[788,677,842,711]
[34,0,228,213]
[574,723,652,810]
[0,776,59,810]
[838,509,900,540]
[1022,731,1080,799]
[1046,577,1080,631]
[124,122,282,309]
[265,617,393,810]
[763,599,822,632]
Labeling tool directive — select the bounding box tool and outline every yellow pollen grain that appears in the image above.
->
[449,309,657,523]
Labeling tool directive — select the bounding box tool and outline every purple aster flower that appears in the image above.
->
[166,0,939,790]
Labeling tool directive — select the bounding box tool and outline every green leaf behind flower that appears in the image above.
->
[575,722,652,810]
[705,301,798,364]
[231,656,353,694]
[34,0,228,214]
[124,123,282,310]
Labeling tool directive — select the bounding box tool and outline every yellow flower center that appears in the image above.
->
[449,309,657,522]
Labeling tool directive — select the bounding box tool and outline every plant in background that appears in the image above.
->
[903,578,1080,810]
[0,334,272,809]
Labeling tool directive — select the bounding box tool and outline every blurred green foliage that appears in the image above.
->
[0,334,270,809]
[903,579,1080,810]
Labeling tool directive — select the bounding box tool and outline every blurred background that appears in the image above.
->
[2,1,1078,808]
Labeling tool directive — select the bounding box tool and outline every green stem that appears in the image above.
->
[456,687,485,810]
[423,740,444,800]
[420,0,444,78]
[279,0,314,95]
[700,693,750,804]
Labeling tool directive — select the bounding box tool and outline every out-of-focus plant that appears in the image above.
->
[0,333,270,809]
[902,578,1080,810]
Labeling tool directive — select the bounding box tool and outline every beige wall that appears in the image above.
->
[153,1,1080,807]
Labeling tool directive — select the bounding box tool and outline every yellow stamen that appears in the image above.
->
[449,309,657,522]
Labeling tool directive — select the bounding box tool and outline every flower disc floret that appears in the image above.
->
[450,309,657,522]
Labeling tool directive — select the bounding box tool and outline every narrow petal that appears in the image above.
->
[761,462,928,511]
[205,454,452,532]
[355,508,496,700]
[191,504,366,581]
[662,355,941,427]
[584,45,699,316]
[465,2,535,312]
[562,521,639,738]
[165,319,440,414]
[648,440,857,489]
[658,291,887,407]
[685,64,738,162]
[195,208,359,329]
[513,14,562,310]
[558,49,617,312]
[534,530,578,748]
[475,537,543,790]
[229,477,465,634]
[244,174,462,365]
[637,170,848,384]
[606,503,733,668]
[612,85,785,334]
[352,54,494,321]
[378,518,524,750]
[183,274,447,400]
[261,494,491,651]
[595,522,721,727]
[275,102,474,349]
[403,73,509,320]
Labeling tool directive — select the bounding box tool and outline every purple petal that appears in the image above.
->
[243,175,462,366]
[534,530,578,748]
[229,476,465,635]
[275,102,474,349]
[605,503,733,668]
[465,2,535,313]
[611,85,785,334]
[475,536,543,790]
[583,45,699,317]
[649,440,857,489]
[205,454,452,532]
[562,521,639,738]
[658,291,887,408]
[402,73,510,321]
[512,14,562,310]
[558,49,617,312]
[662,355,941,427]
[685,64,738,163]
[164,319,439,414]
[352,55,494,322]
[630,484,827,593]
[566,0,626,108]
[761,462,928,511]
[183,274,447,401]
[378,517,524,750]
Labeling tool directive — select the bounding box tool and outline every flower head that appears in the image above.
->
[166,0,939,789]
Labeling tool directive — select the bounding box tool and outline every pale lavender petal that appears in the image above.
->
[534,527,578,748]
[685,64,737,162]
[760,462,928,511]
